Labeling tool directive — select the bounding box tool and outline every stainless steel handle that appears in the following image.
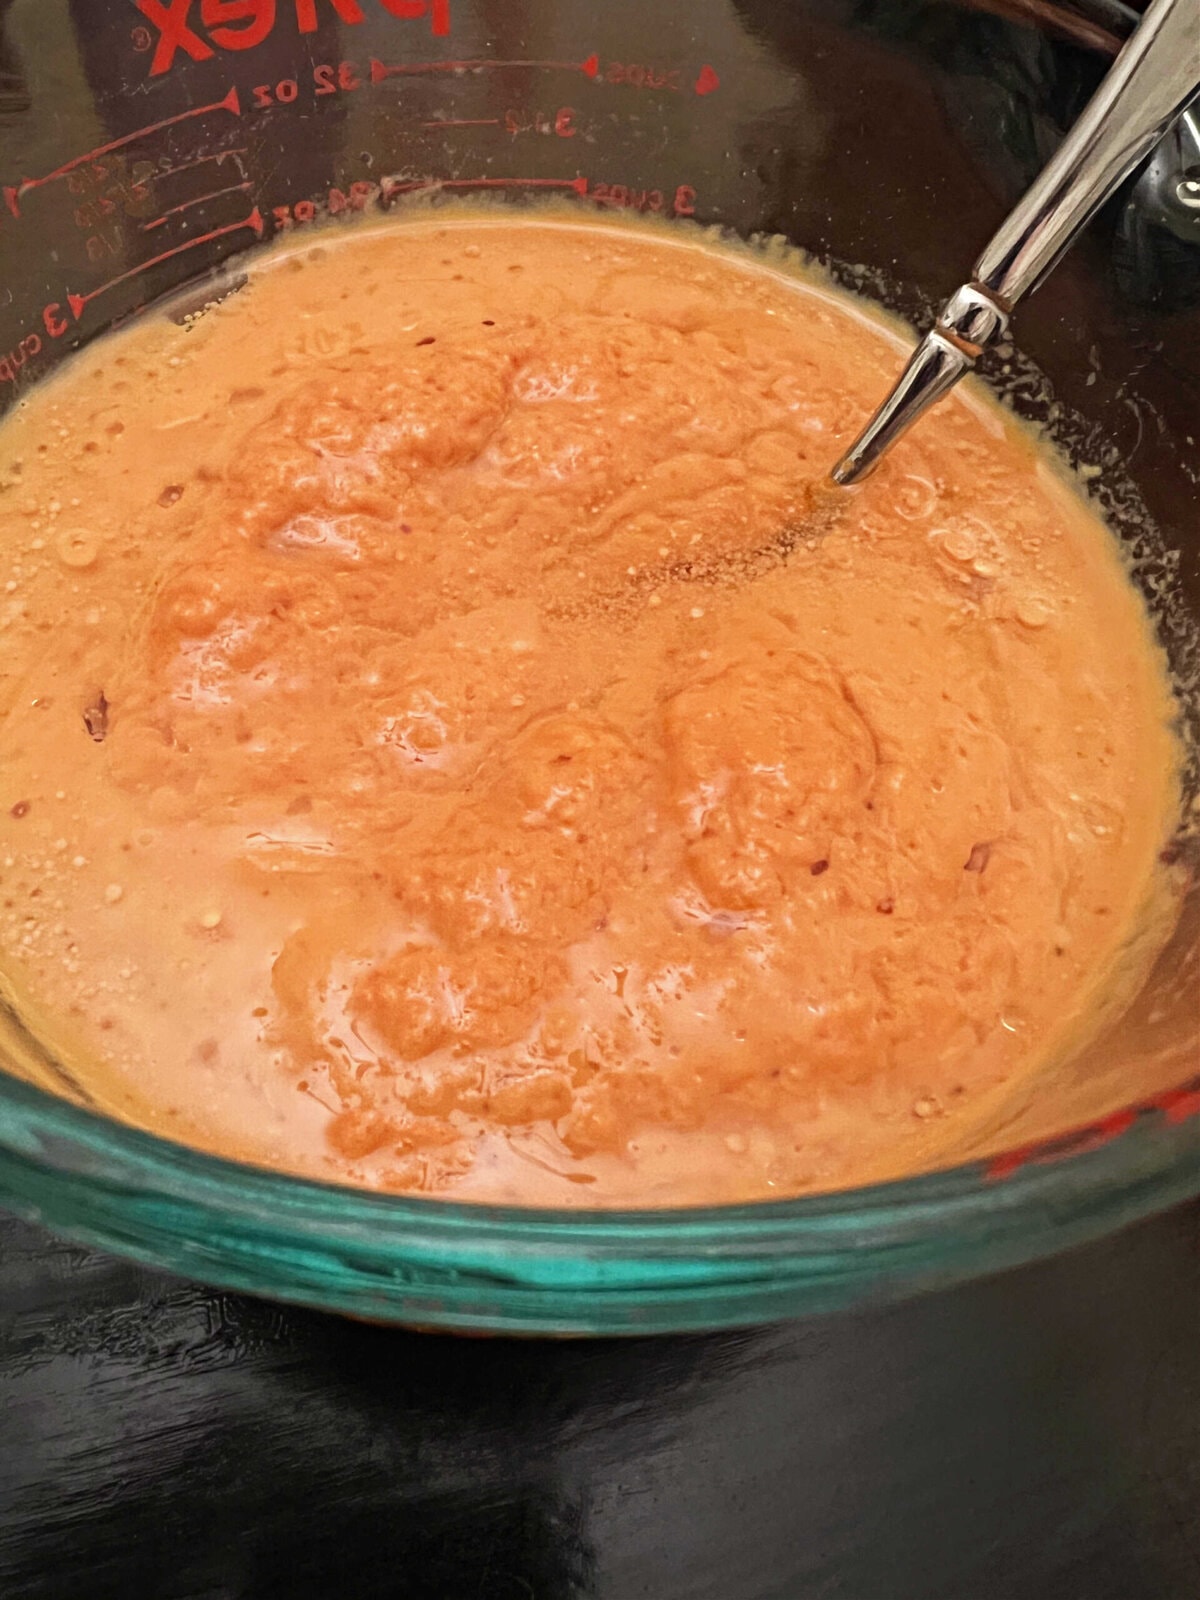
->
[832,0,1200,486]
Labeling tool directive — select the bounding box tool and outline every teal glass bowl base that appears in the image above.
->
[4,1073,1200,1334]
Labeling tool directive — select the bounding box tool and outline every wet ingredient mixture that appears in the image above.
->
[0,217,1183,1205]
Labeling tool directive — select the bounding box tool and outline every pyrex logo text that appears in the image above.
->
[135,0,451,77]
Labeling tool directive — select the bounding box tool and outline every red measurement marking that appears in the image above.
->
[985,1068,1200,1182]
[984,1148,1030,1182]
[314,60,364,96]
[3,86,241,218]
[986,1107,1139,1182]
[141,182,254,232]
[604,62,680,91]
[585,181,696,218]
[383,175,588,200]
[1157,1084,1200,1125]
[504,108,577,138]
[0,333,43,386]
[1,294,85,382]
[694,64,720,96]
[327,181,377,214]
[371,52,598,83]
[66,207,264,322]
[275,182,380,226]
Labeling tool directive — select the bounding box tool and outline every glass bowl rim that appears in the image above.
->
[4,1052,1200,1321]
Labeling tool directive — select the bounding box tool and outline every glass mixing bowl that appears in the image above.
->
[0,0,1195,1333]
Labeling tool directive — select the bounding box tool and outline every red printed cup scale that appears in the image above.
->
[0,0,722,397]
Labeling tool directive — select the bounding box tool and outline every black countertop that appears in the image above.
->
[3,1205,1200,1599]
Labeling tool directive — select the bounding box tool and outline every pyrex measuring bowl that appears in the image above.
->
[0,0,1196,1335]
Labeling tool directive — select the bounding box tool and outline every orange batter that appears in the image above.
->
[0,216,1184,1205]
